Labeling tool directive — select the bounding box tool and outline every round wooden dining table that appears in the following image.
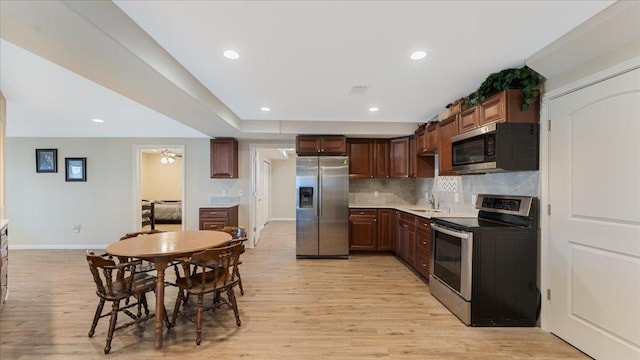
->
[106,230,231,350]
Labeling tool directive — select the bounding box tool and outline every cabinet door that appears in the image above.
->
[210,138,238,178]
[416,130,428,154]
[349,210,378,250]
[296,136,322,155]
[390,137,409,178]
[320,136,347,155]
[408,135,417,178]
[373,140,390,178]
[347,139,373,178]
[377,209,393,251]
[398,214,416,265]
[426,123,438,153]
[438,116,458,176]
[458,106,479,133]
[479,91,507,126]
[392,210,399,253]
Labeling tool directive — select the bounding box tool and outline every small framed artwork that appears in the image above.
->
[36,148,58,173]
[65,157,87,182]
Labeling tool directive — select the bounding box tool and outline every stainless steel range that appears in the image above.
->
[429,194,539,326]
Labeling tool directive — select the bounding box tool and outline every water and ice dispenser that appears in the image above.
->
[299,187,314,208]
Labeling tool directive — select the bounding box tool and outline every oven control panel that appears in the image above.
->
[476,194,533,217]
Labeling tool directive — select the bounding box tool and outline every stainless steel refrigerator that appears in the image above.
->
[296,156,349,258]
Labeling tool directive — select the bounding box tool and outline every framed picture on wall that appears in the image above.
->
[65,157,86,182]
[36,148,58,173]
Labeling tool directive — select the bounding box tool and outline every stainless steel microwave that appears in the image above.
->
[451,122,539,174]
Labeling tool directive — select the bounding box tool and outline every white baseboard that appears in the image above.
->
[269,218,295,221]
[10,244,109,250]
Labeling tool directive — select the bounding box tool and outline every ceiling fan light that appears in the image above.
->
[160,157,169,164]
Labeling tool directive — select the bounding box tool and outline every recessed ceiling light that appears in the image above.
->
[91,118,104,123]
[260,107,271,112]
[223,50,239,60]
[369,107,379,112]
[410,51,427,60]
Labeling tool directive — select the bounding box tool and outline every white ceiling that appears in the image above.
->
[0,1,615,138]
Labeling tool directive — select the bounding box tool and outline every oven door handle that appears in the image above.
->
[431,223,470,239]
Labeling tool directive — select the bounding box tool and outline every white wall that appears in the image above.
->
[141,152,182,200]
[5,137,260,248]
[270,155,296,220]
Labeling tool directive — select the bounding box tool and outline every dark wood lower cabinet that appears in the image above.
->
[398,213,416,268]
[377,209,393,251]
[416,218,432,279]
[349,209,378,250]
[199,206,239,230]
[348,208,430,281]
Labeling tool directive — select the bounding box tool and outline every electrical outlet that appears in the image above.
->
[72,224,81,233]
[239,190,243,197]
[221,190,227,197]
[471,194,477,205]
[454,193,459,203]
[374,191,379,197]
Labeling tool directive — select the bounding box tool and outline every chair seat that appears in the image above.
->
[175,270,235,295]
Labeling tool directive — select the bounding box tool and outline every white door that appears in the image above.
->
[548,68,640,359]
[263,160,271,225]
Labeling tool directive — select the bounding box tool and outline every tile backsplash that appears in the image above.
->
[349,171,539,213]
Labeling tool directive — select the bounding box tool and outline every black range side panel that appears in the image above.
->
[495,123,539,171]
[471,228,538,326]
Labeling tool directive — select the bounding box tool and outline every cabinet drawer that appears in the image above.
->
[350,209,377,217]
[199,208,229,218]
[416,218,431,233]
[416,235,430,252]
[416,248,430,279]
[399,213,416,228]
[199,220,228,230]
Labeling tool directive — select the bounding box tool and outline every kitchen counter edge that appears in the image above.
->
[348,205,476,219]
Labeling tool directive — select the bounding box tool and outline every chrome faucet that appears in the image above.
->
[428,194,438,209]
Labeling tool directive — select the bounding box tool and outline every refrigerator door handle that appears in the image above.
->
[318,166,322,217]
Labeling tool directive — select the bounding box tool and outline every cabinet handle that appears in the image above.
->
[422,263,427,267]
[403,224,408,228]
[422,241,427,245]
[360,212,364,215]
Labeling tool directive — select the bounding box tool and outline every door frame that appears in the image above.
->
[249,142,294,247]
[538,56,640,331]
[132,144,186,231]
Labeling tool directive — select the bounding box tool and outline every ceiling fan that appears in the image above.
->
[159,149,182,164]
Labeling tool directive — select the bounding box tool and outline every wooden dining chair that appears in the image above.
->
[218,226,248,295]
[86,251,159,354]
[171,242,244,346]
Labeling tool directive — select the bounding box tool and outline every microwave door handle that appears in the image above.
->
[431,223,470,239]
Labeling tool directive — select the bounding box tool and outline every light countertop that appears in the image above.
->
[349,205,476,219]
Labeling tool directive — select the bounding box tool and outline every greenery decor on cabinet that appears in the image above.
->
[462,66,543,111]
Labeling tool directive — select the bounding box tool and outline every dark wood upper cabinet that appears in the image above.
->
[296,135,346,155]
[458,90,540,134]
[390,137,410,178]
[373,140,390,178]
[210,138,238,178]
[346,138,390,178]
[458,106,480,134]
[438,115,458,176]
[346,139,374,178]
[409,135,418,178]
[416,130,428,154]
[426,123,438,153]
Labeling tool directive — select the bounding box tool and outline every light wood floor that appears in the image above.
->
[0,221,588,359]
